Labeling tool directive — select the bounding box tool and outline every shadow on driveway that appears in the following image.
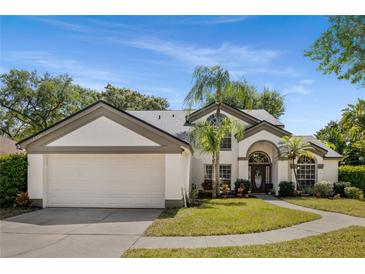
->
[4,208,162,226]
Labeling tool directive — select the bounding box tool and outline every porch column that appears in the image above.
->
[276,159,289,195]
[238,159,249,180]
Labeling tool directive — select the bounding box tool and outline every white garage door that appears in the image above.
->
[46,154,165,208]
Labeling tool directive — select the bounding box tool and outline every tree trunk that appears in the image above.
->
[215,101,221,197]
[292,158,300,190]
[211,152,217,198]
[215,150,220,197]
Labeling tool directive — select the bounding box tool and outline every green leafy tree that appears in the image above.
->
[316,100,365,165]
[255,88,285,118]
[184,65,231,191]
[0,70,171,141]
[206,80,285,118]
[188,118,243,197]
[305,16,365,86]
[0,70,99,140]
[341,98,365,163]
[101,84,169,110]
[222,80,257,110]
[315,121,346,155]
[278,136,314,190]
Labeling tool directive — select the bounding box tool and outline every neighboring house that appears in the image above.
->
[17,101,342,208]
[0,135,21,154]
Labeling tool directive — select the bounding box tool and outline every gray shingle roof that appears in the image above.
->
[295,135,343,158]
[128,110,341,159]
[242,109,284,126]
[128,110,191,142]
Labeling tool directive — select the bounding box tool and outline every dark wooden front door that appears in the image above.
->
[250,165,266,193]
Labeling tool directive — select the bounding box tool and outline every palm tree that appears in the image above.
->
[188,118,244,197]
[184,65,230,115]
[341,99,365,129]
[184,65,231,194]
[341,98,365,161]
[278,136,314,190]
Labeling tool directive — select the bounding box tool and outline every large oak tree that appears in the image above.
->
[305,16,365,87]
[0,70,169,140]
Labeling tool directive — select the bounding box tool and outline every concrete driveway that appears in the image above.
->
[0,208,161,258]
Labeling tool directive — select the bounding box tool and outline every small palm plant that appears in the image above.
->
[188,118,243,197]
[278,136,314,190]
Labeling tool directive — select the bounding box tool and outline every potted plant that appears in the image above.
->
[221,183,230,198]
[236,183,244,198]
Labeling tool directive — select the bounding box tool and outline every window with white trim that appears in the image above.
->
[220,133,232,150]
[204,164,232,181]
[297,155,316,187]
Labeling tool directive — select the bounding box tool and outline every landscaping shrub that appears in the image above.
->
[344,187,364,200]
[0,154,28,207]
[14,192,32,207]
[188,184,200,207]
[279,181,295,197]
[314,181,334,198]
[333,181,352,197]
[338,165,365,193]
[234,179,250,194]
[303,186,314,195]
[201,179,212,190]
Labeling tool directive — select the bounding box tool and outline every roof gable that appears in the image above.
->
[47,116,160,147]
[243,121,292,139]
[186,103,261,125]
[18,101,191,153]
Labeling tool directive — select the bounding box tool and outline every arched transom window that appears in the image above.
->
[248,152,271,186]
[297,155,316,187]
[249,152,270,164]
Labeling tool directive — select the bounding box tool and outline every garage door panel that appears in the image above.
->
[47,154,165,208]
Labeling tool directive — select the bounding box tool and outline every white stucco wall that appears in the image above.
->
[319,160,339,182]
[165,151,192,201]
[47,116,159,146]
[28,154,45,206]
[239,130,282,158]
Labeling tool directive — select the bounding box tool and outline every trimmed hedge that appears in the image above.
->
[338,165,365,193]
[279,181,295,197]
[0,154,28,207]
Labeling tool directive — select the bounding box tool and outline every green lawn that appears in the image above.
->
[0,207,38,220]
[283,197,365,218]
[144,198,320,236]
[124,226,365,258]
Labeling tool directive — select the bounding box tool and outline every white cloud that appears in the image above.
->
[282,84,312,95]
[299,79,314,85]
[175,16,248,25]
[105,36,294,78]
[120,38,281,67]
[5,51,123,90]
[34,17,91,32]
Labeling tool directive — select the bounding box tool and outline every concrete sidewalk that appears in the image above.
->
[131,196,365,249]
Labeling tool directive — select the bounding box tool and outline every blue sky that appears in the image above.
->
[1,16,363,135]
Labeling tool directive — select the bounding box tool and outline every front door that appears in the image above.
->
[250,165,266,193]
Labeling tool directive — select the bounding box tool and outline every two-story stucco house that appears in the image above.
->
[18,101,342,208]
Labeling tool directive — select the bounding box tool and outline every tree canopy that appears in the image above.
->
[315,98,365,165]
[305,16,365,87]
[0,70,98,140]
[206,80,285,118]
[101,84,169,111]
[0,70,169,140]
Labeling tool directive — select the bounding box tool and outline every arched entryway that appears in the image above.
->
[248,151,271,193]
